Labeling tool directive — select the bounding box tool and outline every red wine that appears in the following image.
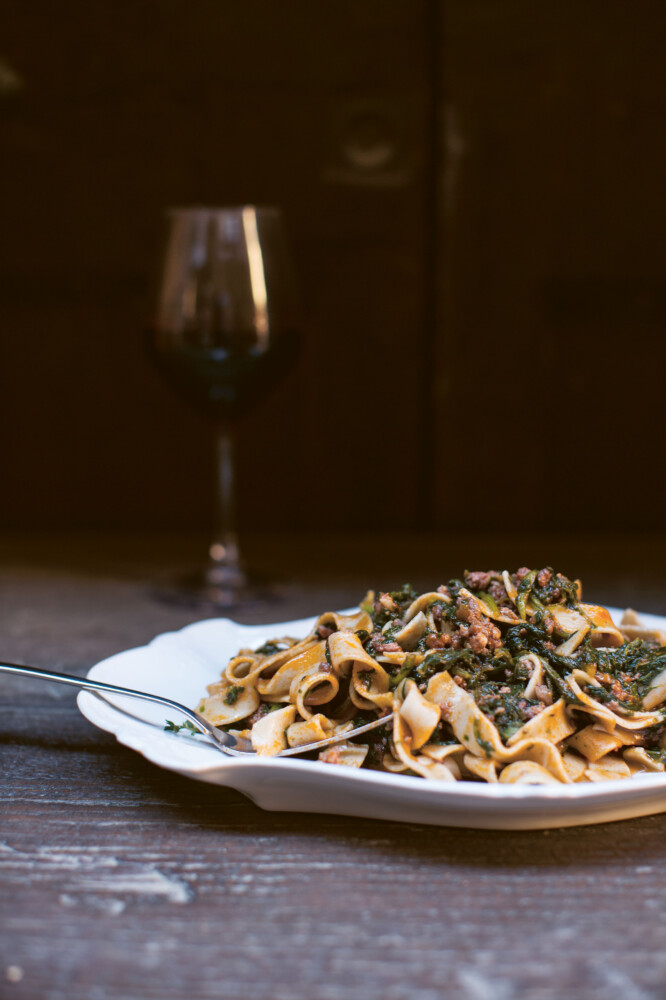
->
[147,329,301,420]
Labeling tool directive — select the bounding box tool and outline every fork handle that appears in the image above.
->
[0,660,208,733]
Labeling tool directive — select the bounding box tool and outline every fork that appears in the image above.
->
[0,661,393,757]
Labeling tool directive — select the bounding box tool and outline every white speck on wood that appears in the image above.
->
[598,966,654,1000]
[459,968,514,1000]
[1,841,193,904]
[77,869,192,904]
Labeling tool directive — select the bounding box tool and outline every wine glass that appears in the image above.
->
[147,206,301,608]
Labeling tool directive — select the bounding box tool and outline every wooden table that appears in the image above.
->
[2,532,666,1000]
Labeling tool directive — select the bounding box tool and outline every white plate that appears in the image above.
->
[77,606,666,830]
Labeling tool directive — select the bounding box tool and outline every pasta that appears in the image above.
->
[197,568,666,784]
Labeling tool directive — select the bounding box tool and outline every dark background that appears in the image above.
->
[2,0,665,536]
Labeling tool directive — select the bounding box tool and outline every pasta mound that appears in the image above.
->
[197,568,666,784]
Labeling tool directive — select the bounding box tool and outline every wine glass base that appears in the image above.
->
[152,568,287,613]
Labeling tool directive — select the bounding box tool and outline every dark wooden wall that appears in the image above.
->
[435,1,666,531]
[1,1,665,534]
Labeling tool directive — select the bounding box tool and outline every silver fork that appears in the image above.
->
[0,661,393,757]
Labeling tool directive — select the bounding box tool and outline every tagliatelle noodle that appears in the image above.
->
[196,569,666,782]
[505,698,576,747]
[327,632,393,712]
[567,725,628,762]
[256,642,327,701]
[499,761,561,785]
[402,592,451,622]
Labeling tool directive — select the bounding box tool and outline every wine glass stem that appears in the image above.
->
[210,422,241,576]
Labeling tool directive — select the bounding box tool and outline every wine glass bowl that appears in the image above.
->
[150,206,301,420]
[147,206,302,608]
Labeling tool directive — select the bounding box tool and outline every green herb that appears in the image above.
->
[516,570,537,620]
[164,719,200,735]
[368,584,420,628]
[500,721,524,741]
[473,719,494,757]
[540,659,583,705]
[382,623,402,641]
[351,714,373,728]
[473,682,539,742]
[224,685,242,705]
[389,654,417,690]
[413,647,475,684]
[532,569,580,608]
[389,583,419,605]
[478,591,500,617]
[255,640,287,655]
[242,702,284,727]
